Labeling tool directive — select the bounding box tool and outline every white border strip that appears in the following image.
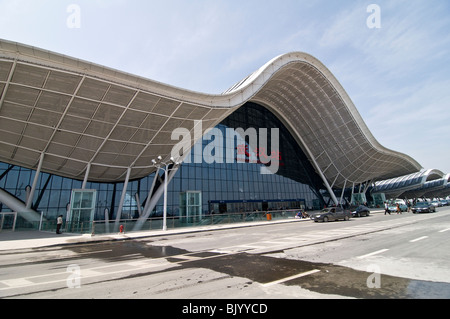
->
[262,269,320,287]
[357,249,389,259]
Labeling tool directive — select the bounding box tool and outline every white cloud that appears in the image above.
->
[316,1,450,173]
[365,76,450,169]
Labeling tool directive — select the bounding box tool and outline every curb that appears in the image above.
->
[0,209,386,251]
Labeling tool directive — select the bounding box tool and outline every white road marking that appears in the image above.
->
[0,258,177,290]
[78,249,113,255]
[356,249,389,259]
[439,228,450,233]
[167,255,202,261]
[262,269,320,287]
[409,236,428,243]
[1,278,33,287]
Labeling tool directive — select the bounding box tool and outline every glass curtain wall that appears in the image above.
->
[0,102,325,221]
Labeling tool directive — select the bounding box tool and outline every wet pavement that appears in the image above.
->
[56,240,450,299]
[2,210,450,299]
[177,252,450,299]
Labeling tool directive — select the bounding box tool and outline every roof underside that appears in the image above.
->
[0,39,422,186]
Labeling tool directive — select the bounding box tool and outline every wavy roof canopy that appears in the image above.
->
[404,173,450,198]
[0,39,421,186]
[373,168,444,198]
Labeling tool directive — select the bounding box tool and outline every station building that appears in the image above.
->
[0,39,445,231]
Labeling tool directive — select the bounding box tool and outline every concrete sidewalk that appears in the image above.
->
[0,209,385,251]
[0,217,306,251]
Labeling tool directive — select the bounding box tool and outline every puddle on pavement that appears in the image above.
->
[66,240,190,262]
[176,252,450,299]
[282,260,450,299]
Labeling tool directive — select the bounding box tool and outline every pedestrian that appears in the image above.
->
[384,202,391,215]
[396,203,401,214]
[56,215,63,234]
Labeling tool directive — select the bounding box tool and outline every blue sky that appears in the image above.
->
[1,0,449,174]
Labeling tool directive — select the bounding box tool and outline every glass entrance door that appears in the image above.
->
[68,189,97,232]
[180,191,202,223]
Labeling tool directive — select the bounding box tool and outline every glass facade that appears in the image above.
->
[0,102,325,223]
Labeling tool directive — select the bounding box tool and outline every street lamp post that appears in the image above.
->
[151,156,179,231]
[162,162,168,231]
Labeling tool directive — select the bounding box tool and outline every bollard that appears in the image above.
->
[91,221,95,237]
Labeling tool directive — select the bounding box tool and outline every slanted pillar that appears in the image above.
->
[133,166,179,231]
[26,153,45,210]
[82,163,91,189]
[340,179,347,206]
[115,167,131,230]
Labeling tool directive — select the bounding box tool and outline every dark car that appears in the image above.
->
[352,205,370,217]
[311,207,352,222]
[411,201,436,214]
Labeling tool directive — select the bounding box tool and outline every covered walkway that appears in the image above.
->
[372,169,447,198]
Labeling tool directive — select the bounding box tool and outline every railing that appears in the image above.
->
[7,209,304,234]
[91,209,302,235]
[0,212,17,231]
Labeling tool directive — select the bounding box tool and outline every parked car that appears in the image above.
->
[441,200,449,206]
[352,205,370,217]
[411,201,436,214]
[311,207,352,222]
[388,203,408,213]
[431,200,442,207]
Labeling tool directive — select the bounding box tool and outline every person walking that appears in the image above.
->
[56,215,63,234]
[384,201,391,215]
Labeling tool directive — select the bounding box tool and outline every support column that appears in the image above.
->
[363,180,372,193]
[135,193,142,216]
[319,171,339,206]
[82,163,91,189]
[350,182,355,204]
[26,153,45,210]
[142,168,160,215]
[115,167,131,230]
[292,139,339,205]
[133,166,179,231]
[340,179,347,206]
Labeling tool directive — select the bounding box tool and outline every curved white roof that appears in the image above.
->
[0,39,422,186]
[373,168,444,196]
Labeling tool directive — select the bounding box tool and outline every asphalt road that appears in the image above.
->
[1,207,449,300]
